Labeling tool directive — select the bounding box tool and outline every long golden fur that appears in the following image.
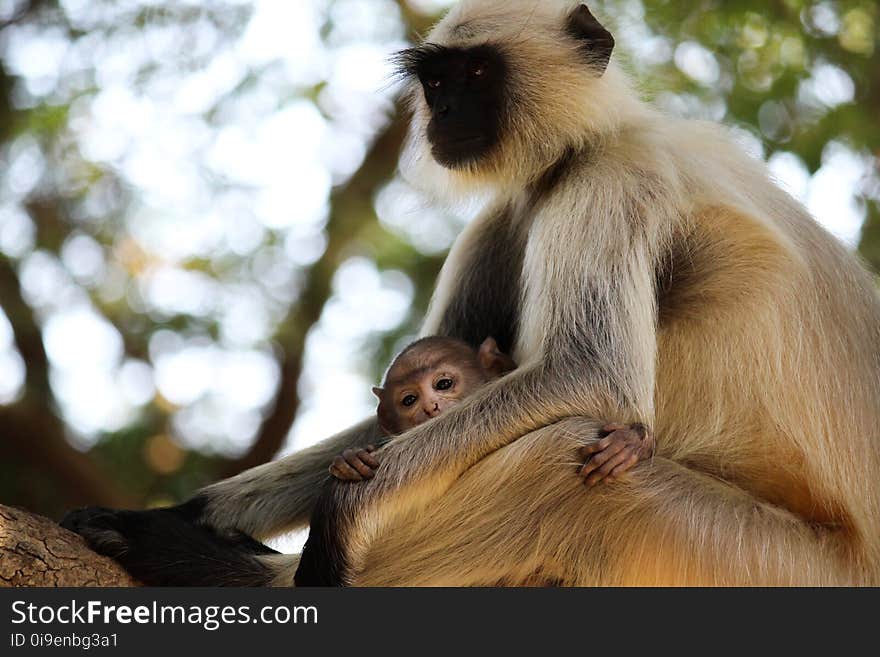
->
[68,0,880,587]
[302,0,880,585]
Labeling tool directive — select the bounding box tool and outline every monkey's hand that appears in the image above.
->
[578,423,654,487]
[329,445,380,481]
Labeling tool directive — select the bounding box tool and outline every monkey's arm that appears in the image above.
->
[297,236,659,584]
[196,417,385,538]
[367,230,658,499]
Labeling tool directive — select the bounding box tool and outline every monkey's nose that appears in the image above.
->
[436,104,449,118]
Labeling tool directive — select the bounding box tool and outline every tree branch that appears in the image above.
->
[0,504,137,587]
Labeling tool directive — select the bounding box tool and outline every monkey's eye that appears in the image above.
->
[435,378,454,391]
[470,62,487,77]
[426,78,441,89]
[401,394,417,407]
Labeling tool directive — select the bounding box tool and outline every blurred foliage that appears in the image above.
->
[0,0,876,521]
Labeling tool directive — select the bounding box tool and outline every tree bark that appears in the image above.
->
[0,504,137,587]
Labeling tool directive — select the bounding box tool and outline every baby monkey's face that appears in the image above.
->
[373,336,516,435]
[383,358,487,432]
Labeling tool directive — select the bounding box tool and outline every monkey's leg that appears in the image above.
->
[62,417,382,586]
[352,418,866,586]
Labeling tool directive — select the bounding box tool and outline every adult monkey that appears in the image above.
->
[64,0,880,586]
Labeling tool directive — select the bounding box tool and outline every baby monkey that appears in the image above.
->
[329,336,653,487]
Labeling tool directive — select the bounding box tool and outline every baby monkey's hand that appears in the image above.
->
[329,445,381,481]
[578,423,654,487]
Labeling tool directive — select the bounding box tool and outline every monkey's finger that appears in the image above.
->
[348,456,377,479]
[606,428,654,459]
[578,435,615,457]
[356,449,381,468]
[364,444,377,452]
[579,440,626,477]
[329,466,354,481]
[329,466,362,481]
[330,458,363,481]
[601,422,628,434]
[604,428,641,446]
[608,452,640,479]
[584,449,632,487]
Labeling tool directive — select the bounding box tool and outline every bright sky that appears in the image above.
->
[0,0,874,551]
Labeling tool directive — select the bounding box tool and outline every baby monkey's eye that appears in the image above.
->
[401,394,417,407]
[435,378,454,391]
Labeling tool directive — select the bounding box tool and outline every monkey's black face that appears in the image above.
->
[396,44,507,168]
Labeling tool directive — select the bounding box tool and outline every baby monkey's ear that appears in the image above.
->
[372,387,396,436]
[477,337,517,379]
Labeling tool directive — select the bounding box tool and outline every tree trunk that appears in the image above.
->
[0,504,137,587]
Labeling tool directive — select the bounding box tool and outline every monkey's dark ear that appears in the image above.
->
[375,405,396,436]
[566,4,614,75]
[478,336,517,379]
[373,392,397,436]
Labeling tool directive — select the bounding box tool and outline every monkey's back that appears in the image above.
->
[650,119,880,553]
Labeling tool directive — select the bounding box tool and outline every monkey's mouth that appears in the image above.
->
[429,134,492,168]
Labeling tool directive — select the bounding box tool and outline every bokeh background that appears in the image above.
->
[0,0,877,552]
